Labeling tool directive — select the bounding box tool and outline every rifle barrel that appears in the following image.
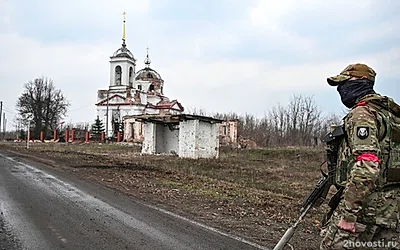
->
[273,226,295,250]
[272,204,312,250]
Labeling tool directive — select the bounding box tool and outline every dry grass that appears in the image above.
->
[0,142,328,249]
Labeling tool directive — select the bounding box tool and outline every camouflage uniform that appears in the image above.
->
[320,64,400,250]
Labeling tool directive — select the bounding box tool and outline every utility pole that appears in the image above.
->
[27,120,30,149]
[105,90,109,142]
[0,101,2,138]
[17,121,19,140]
[2,113,5,139]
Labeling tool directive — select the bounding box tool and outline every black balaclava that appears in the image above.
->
[337,78,376,108]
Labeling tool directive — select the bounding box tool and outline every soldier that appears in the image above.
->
[320,63,400,249]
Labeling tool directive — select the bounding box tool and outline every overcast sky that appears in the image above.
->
[0,0,399,129]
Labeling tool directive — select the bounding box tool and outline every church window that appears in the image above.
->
[147,73,153,78]
[138,85,142,90]
[130,123,134,139]
[138,122,143,136]
[149,84,155,91]
[115,66,122,85]
[129,67,134,86]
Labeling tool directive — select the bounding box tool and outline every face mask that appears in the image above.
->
[337,79,375,108]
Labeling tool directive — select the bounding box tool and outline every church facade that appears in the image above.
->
[95,14,184,140]
[96,14,239,147]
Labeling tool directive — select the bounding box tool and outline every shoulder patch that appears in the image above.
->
[357,127,369,140]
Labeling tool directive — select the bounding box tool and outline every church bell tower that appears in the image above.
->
[109,12,137,90]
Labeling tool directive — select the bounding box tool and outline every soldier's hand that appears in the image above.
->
[337,218,355,233]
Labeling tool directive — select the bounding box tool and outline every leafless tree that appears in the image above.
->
[185,107,208,116]
[188,94,341,148]
[16,77,70,139]
[268,103,289,145]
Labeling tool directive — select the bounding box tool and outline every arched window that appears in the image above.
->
[115,66,122,85]
[147,72,153,78]
[129,67,134,86]
[149,84,155,91]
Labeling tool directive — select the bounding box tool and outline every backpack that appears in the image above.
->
[360,95,400,186]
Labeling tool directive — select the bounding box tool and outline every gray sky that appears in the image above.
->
[0,0,399,129]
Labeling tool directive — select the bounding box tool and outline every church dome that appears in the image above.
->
[135,48,162,81]
[135,68,162,81]
[112,46,135,59]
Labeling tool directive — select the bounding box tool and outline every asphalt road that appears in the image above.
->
[0,152,267,250]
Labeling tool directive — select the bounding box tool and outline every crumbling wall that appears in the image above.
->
[228,121,238,145]
[123,118,144,142]
[141,123,156,154]
[219,120,238,147]
[178,120,219,159]
[123,117,135,141]
[197,121,219,158]
[140,116,221,159]
[179,120,198,158]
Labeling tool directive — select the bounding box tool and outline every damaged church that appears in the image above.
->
[95,13,238,158]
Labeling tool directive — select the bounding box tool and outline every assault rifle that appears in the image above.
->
[273,125,345,250]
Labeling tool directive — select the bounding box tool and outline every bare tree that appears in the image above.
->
[185,107,208,116]
[16,77,70,139]
[186,94,341,148]
[298,95,321,145]
[319,113,343,135]
[268,103,289,145]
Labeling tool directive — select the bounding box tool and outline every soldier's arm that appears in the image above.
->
[339,104,381,225]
